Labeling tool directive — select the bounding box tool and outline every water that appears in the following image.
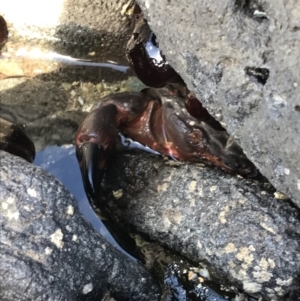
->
[34,144,124,251]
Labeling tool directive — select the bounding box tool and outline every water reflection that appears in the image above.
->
[1,48,130,73]
[34,144,125,251]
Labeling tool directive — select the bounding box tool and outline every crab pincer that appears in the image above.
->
[75,92,153,202]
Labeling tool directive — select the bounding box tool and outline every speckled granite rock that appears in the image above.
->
[136,0,300,208]
[0,151,160,301]
[100,151,300,301]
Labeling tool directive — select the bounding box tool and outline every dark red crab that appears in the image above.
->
[75,6,257,202]
[75,85,257,200]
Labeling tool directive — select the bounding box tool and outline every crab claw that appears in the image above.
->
[76,142,107,201]
[75,104,119,204]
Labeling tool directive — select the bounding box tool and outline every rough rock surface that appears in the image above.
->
[136,0,300,208]
[0,78,85,151]
[100,151,300,301]
[0,151,160,301]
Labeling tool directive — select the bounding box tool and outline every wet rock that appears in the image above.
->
[0,78,68,125]
[0,117,35,162]
[0,78,86,151]
[136,0,300,208]
[100,151,300,301]
[25,110,85,151]
[0,151,160,301]
[1,0,133,63]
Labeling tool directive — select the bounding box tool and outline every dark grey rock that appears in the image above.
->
[101,151,300,301]
[0,151,160,301]
[136,0,300,208]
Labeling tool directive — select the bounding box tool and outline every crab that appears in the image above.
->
[74,6,257,203]
[75,85,257,202]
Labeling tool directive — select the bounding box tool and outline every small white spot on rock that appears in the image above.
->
[268,258,276,269]
[253,9,267,18]
[249,245,256,251]
[157,183,168,192]
[224,242,237,253]
[219,205,229,223]
[274,191,289,200]
[210,186,217,192]
[50,229,64,249]
[243,281,262,293]
[82,283,93,294]
[252,270,272,283]
[7,210,19,220]
[67,205,74,215]
[27,188,37,198]
[236,246,254,265]
[23,205,31,211]
[259,257,269,270]
[72,235,78,242]
[145,0,150,9]
[284,168,290,175]
[189,180,197,192]
[2,202,8,210]
[276,277,293,286]
[112,189,123,199]
[7,196,15,204]
[189,121,195,126]
[260,222,275,234]
[45,247,53,255]
[297,180,300,191]
[78,96,84,106]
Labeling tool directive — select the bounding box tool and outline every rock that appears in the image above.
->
[0,78,69,125]
[1,0,133,62]
[100,151,300,301]
[0,78,85,151]
[0,151,160,301]
[1,0,133,82]
[0,117,35,163]
[136,0,300,208]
